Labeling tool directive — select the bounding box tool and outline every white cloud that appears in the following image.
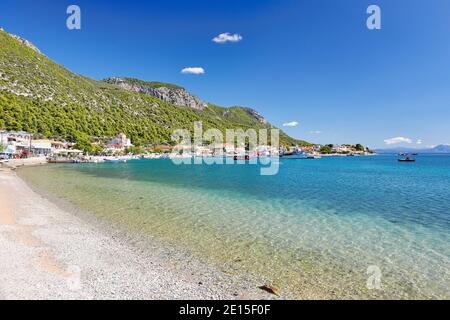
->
[384,137,413,145]
[283,121,299,127]
[212,33,243,44]
[416,139,423,145]
[309,130,322,134]
[181,67,205,75]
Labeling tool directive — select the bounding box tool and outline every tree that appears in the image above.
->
[0,143,5,154]
[320,145,333,154]
[125,146,144,155]
[91,145,104,155]
[355,144,365,152]
[74,136,94,154]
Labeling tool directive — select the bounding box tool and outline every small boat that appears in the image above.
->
[280,151,308,159]
[306,153,321,159]
[398,157,416,162]
[104,157,126,163]
[233,155,250,161]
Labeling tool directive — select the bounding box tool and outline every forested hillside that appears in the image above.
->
[0,29,308,146]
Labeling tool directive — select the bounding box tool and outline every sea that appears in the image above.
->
[19,155,450,299]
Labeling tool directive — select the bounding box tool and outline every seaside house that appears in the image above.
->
[256,145,278,157]
[194,145,212,157]
[2,131,32,156]
[3,144,16,157]
[31,140,52,156]
[1,131,16,158]
[50,141,82,156]
[333,145,349,153]
[175,144,194,154]
[271,146,281,156]
[105,133,133,153]
[234,147,246,156]
[206,143,227,156]
[0,130,7,146]
[0,131,86,158]
[223,143,235,156]
[50,141,65,152]
[155,145,175,152]
[112,133,133,149]
[332,144,365,154]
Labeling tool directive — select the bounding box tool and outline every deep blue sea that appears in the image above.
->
[20,155,450,298]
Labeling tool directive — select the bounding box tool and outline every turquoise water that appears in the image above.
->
[20,155,450,299]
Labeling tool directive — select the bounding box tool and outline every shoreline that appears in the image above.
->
[0,156,48,170]
[3,159,448,299]
[0,167,278,300]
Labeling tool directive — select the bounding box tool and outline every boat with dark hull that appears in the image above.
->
[398,153,416,162]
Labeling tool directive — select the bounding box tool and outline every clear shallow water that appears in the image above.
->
[20,155,450,299]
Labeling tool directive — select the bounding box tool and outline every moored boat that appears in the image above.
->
[104,157,127,163]
[233,155,250,161]
[306,153,321,159]
[398,153,416,162]
[280,151,307,159]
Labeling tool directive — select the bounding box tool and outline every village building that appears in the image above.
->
[155,145,175,152]
[105,133,133,152]
[0,131,32,158]
[0,131,82,158]
[31,140,52,156]
[50,141,82,156]
[256,145,279,156]
[333,144,352,153]
[0,130,7,146]
[112,133,133,149]
[194,146,212,157]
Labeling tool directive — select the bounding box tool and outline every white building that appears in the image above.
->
[111,133,133,149]
[31,140,52,156]
[333,145,352,153]
[194,146,212,157]
[50,141,82,156]
[0,131,31,156]
[0,131,83,157]
[0,130,7,146]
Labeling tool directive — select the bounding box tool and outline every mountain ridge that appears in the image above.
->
[0,28,308,147]
[0,27,41,54]
[103,77,208,110]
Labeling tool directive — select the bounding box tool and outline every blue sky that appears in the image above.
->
[1,0,449,148]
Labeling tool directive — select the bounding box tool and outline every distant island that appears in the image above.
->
[375,145,450,154]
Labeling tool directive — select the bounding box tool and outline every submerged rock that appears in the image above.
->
[259,284,281,296]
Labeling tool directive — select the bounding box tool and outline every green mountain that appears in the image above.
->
[0,28,308,147]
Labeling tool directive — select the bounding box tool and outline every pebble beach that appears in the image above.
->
[0,167,277,300]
